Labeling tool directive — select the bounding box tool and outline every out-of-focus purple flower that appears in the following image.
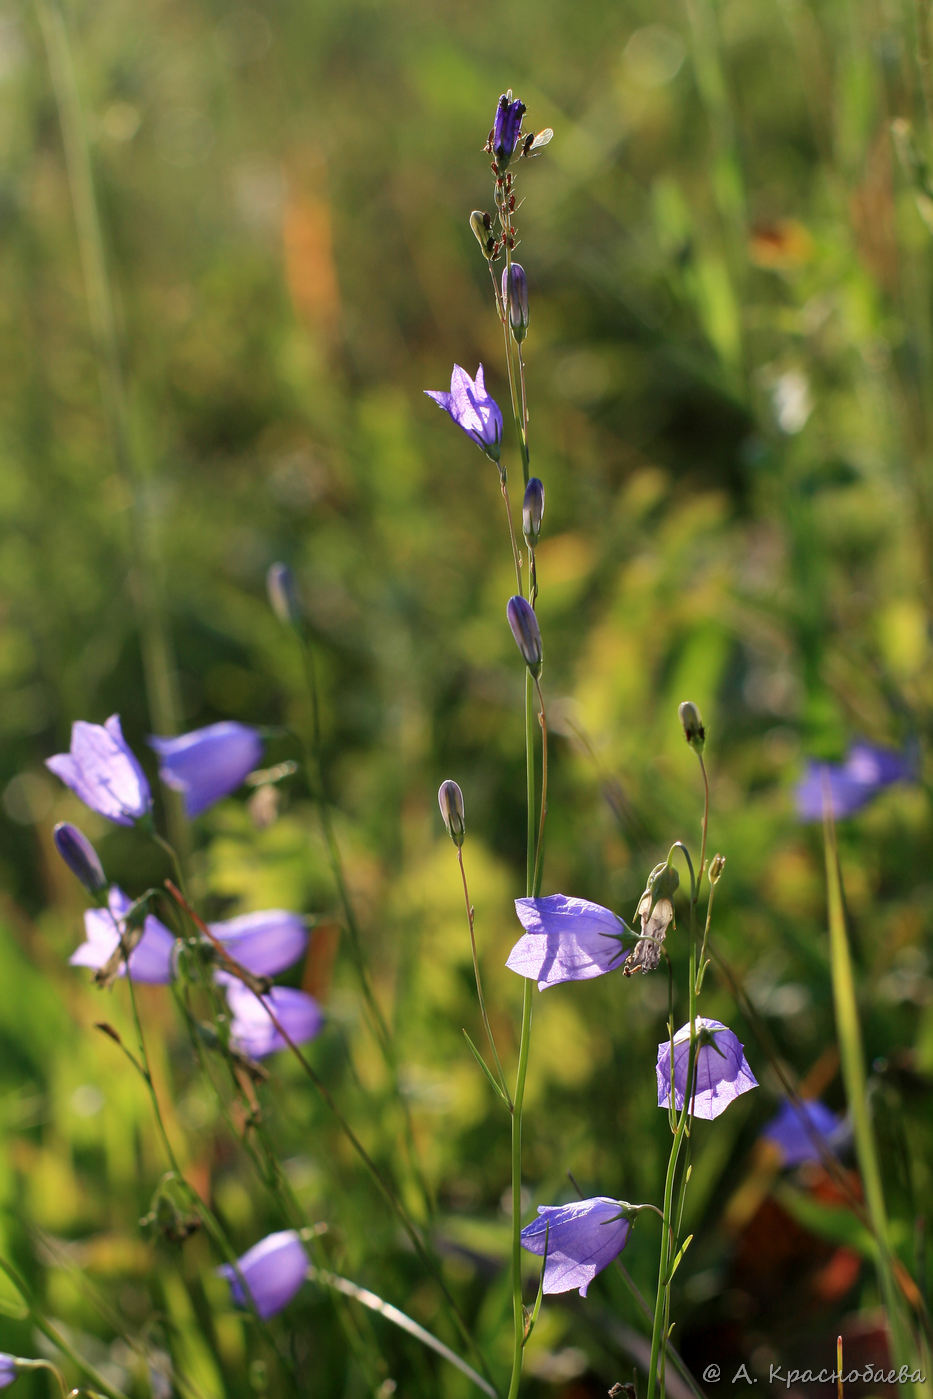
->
[53,822,106,894]
[217,1229,308,1319]
[73,887,177,983]
[507,894,629,989]
[492,91,526,169]
[506,595,543,676]
[46,715,151,827]
[220,976,323,1059]
[520,1197,632,1297]
[795,739,916,821]
[657,1017,758,1121]
[760,1099,847,1167]
[148,722,263,818]
[424,365,503,461]
[209,911,308,978]
[0,1355,18,1390]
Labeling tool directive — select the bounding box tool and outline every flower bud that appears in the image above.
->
[708,853,726,884]
[678,700,706,753]
[501,262,529,343]
[469,210,496,260]
[522,477,545,545]
[437,780,466,847]
[53,822,106,894]
[267,562,303,628]
[506,596,543,677]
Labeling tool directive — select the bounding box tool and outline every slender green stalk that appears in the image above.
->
[458,847,510,1101]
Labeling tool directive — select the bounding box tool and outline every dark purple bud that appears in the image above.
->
[522,477,545,545]
[492,91,526,170]
[469,210,496,260]
[267,562,302,627]
[53,821,106,894]
[437,780,465,847]
[506,595,542,677]
[678,701,705,753]
[501,262,529,343]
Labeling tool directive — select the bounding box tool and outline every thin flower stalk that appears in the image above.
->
[457,846,510,1101]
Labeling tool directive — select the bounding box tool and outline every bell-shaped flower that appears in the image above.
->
[491,91,526,169]
[47,715,151,827]
[73,886,177,984]
[657,1017,758,1121]
[217,1229,308,1319]
[520,1196,632,1297]
[0,1355,18,1390]
[507,894,630,989]
[220,975,323,1059]
[209,910,308,979]
[148,722,263,818]
[760,1099,847,1167]
[424,365,503,461]
[795,739,916,821]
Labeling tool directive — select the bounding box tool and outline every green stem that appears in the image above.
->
[458,846,510,1101]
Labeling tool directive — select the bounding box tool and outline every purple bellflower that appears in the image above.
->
[492,91,526,170]
[220,975,323,1059]
[0,1355,17,1390]
[208,910,309,979]
[760,1099,847,1167]
[520,1197,632,1297]
[148,722,263,818]
[424,365,503,462]
[657,1017,758,1121]
[73,886,177,984]
[507,894,630,989]
[47,715,151,827]
[795,739,916,821]
[218,1229,308,1319]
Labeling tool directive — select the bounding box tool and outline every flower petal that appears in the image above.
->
[218,1230,308,1318]
[507,894,628,989]
[520,1197,630,1297]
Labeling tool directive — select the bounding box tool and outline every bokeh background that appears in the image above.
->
[1,0,932,1394]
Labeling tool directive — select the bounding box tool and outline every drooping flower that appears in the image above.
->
[795,739,916,821]
[506,595,543,676]
[424,365,503,461]
[507,894,630,989]
[491,91,526,170]
[625,862,678,976]
[760,1099,847,1167]
[73,887,177,984]
[53,822,106,894]
[148,722,263,818]
[520,1197,632,1297]
[220,975,323,1059]
[217,1230,308,1319]
[46,715,151,827]
[657,1018,757,1121]
[0,1355,18,1390]
[209,910,309,979]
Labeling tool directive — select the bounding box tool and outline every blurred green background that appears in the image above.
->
[1,0,932,1393]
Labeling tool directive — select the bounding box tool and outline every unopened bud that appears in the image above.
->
[267,562,303,628]
[708,853,726,884]
[522,477,545,545]
[437,780,466,847]
[678,701,706,753]
[506,595,543,677]
[469,210,496,260]
[501,262,529,342]
[53,821,106,894]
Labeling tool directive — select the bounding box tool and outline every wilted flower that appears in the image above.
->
[437,780,465,847]
[469,209,496,259]
[502,262,529,342]
[506,595,543,676]
[507,894,629,989]
[217,1230,308,1319]
[209,911,309,978]
[520,1197,632,1296]
[625,862,678,976]
[760,1099,847,1167]
[795,739,916,821]
[522,477,545,545]
[73,886,177,984]
[46,715,151,827]
[149,722,263,818]
[491,90,526,170]
[220,976,323,1059]
[53,822,106,894]
[424,365,503,461]
[657,1017,758,1120]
